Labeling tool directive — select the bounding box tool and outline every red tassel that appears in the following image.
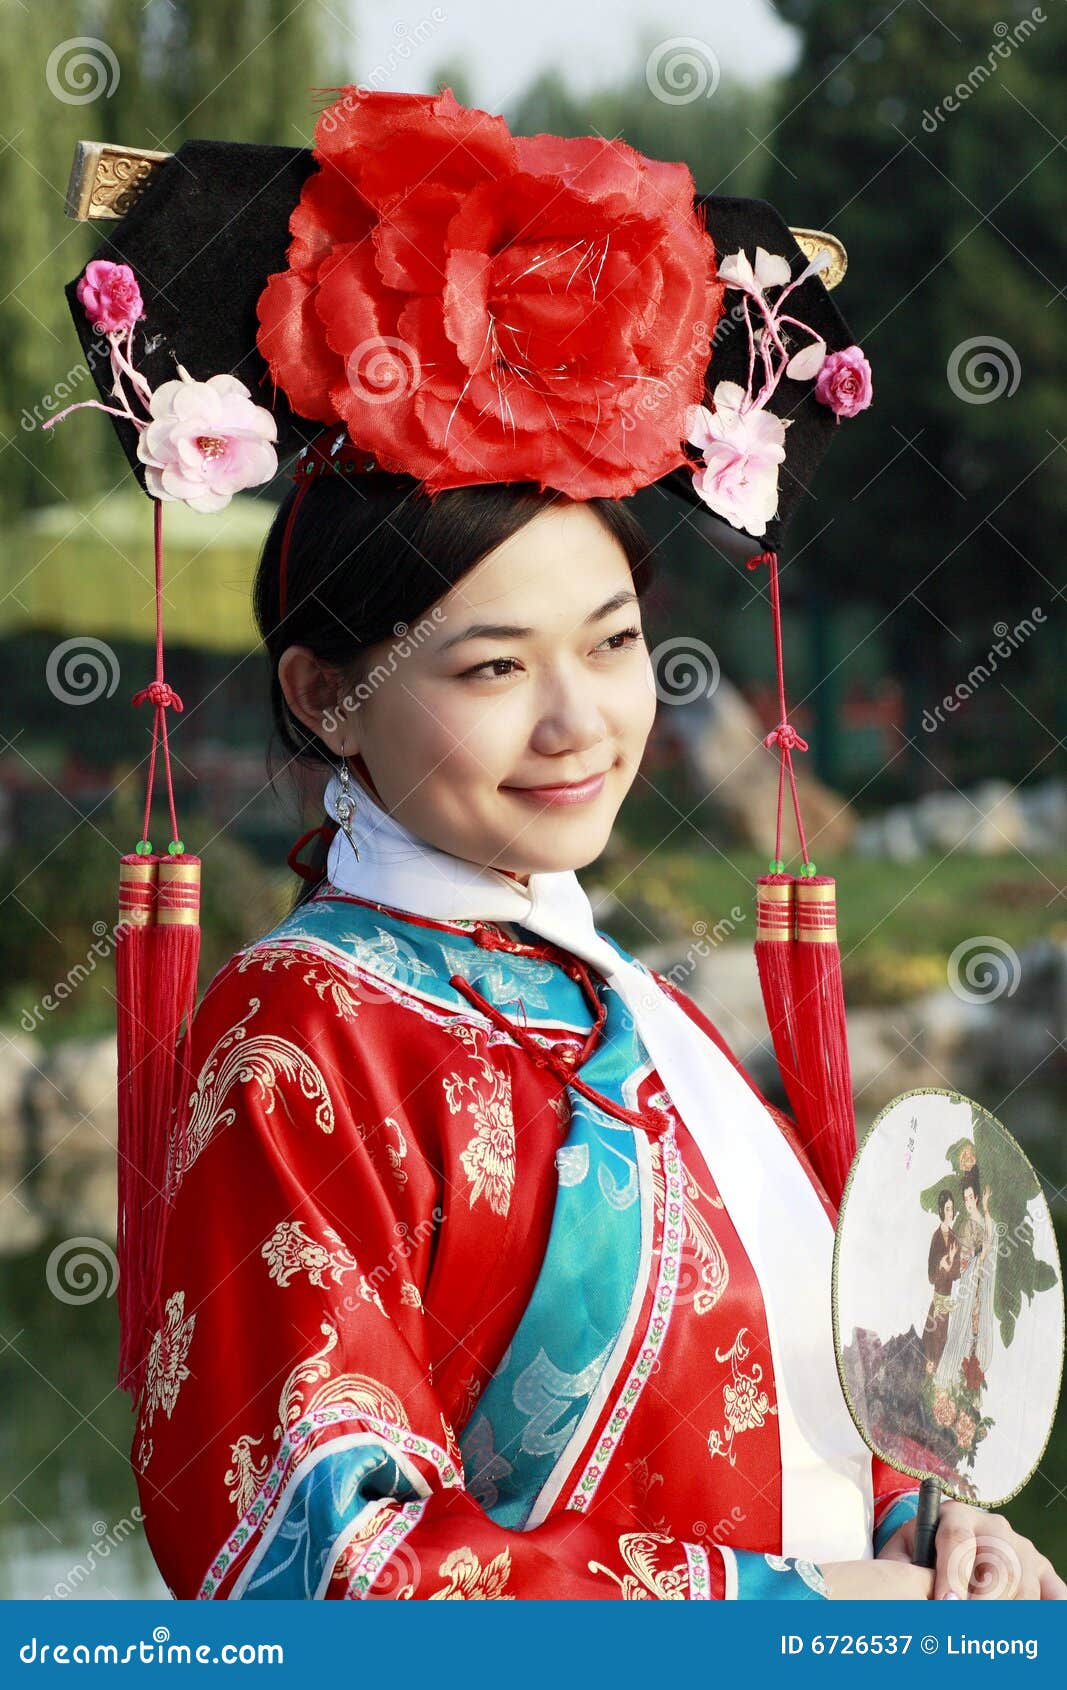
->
[115,852,201,1403]
[754,874,803,1103]
[744,548,857,1208]
[115,854,158,1400]
[790,875,856,1206]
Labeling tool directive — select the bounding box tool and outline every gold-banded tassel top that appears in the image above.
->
[795,874,838,944]
[118,854,158,930]
[156,855,202,926]
[756,873,796,942]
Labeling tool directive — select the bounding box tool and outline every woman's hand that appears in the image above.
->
[818,1560,934,1599]
[877,1499,1067,1599]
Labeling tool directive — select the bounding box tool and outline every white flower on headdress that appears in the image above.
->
[136,366,278,514]
[686,382,789,538]
[717,246,792,298]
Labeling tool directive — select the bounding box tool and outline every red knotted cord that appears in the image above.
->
[746,548,810,865]
[131,499,184,847]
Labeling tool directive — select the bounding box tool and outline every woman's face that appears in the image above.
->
[332,501,657,880]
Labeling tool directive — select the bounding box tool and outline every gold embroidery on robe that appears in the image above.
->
[707,1327,777,1463]
[262,1218,386,1313]
[428,1545,515,1599]
[169,999,334,1192]
[587,1531,689,1599]
[443,1031,516,1216]
[142,1290,196,1426]
[235,944,363,1018]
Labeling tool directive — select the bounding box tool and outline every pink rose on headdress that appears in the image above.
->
[136,366,278,514]
[686,381,789,538]
[76,260,144,334]
[815,345,872,419]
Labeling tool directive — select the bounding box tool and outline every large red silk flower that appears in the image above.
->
[256,87,725,498]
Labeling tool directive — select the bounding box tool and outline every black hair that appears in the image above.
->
[252,470,658,911]
[937,1189,955,1220]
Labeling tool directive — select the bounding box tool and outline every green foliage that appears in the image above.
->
[763,0,1067,620]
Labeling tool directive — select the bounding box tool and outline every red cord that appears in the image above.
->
[746,549,810,865]
[131,499,183,848]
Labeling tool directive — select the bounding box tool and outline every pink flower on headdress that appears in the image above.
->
[75,260,144,334]
[686,381,789,538]
[136,366,279,514]
[815,345,873,418]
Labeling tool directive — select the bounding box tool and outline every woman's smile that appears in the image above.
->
[500,762,614,806]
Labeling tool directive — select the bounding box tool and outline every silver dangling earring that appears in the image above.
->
[335,752,361,860]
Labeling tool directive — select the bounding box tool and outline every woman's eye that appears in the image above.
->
[459,626,644,681]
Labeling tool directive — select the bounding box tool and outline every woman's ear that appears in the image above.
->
[278,646,354,756]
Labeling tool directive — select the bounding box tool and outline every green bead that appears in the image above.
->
[135,840,153,856]
[767,858,785,874]
[168,840,184,855]
[800,861,818,877]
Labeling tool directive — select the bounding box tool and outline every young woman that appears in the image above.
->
[48,82,1063,1604]
[126,470,1063,1601]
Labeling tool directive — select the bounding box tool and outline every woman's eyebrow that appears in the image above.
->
[436,588,639,654]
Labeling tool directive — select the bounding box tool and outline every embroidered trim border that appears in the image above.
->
[240,931,592,1036]
[346,1498,430,1597]
[564,1126,684,1512]
[198,1407,458,1598]
[684,1540,712,1598]
[235,939,522,1040]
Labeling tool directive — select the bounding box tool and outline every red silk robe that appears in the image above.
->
[130,887,919,1599]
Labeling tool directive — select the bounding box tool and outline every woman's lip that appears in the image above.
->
[502,771,608,804]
